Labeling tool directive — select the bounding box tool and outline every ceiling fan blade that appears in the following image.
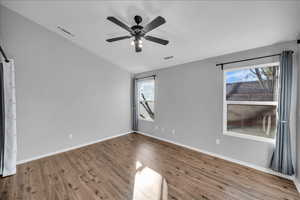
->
[107,16,133,34]
[143,16,166,33]
[106,36,132,42]
[144,35,169,45]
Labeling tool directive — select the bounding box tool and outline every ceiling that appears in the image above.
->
[1,1,300,73]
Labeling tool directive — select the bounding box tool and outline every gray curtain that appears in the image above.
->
[0,62,4,176]
[270,51,294,175]
[132,78,138,131]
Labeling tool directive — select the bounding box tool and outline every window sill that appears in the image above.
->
[139,118,154,122]
[223,131,275,143]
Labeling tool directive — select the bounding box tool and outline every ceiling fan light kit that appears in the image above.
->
[106,15,169,52]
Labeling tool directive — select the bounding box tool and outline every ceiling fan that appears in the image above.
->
[106,15,169,52]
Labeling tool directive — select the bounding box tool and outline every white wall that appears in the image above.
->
[136,41,298,170]
[0,5,131,162]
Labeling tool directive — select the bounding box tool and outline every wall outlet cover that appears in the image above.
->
[172,129,176,135]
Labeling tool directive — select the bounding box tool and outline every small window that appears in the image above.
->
[137,77,155,121]
[223,62,279,142]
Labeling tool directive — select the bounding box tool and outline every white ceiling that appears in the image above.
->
[1,1,300,73]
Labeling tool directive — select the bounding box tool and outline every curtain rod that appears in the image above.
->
[0,45,9,63]
[216,51,294,70]
[135,75,156,80]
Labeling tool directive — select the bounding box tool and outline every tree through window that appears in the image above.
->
[137,77,155,121]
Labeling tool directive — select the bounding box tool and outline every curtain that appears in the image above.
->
[2,60,17,177]
[132,78,138,131]
[0,62,4,175]
[270,51,294,175]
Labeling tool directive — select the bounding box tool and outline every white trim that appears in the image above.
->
[136,131,294,181]
[139,118,154,122]
[223,131,275,143]
[226,101,277,106]
[223,63,279,143]
[294,178,300,193]
[17,131,132,165]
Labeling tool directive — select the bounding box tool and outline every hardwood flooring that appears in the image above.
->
[0,133,299,200]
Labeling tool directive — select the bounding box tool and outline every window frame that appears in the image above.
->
[137,77,155,122]
[223,62,279,143]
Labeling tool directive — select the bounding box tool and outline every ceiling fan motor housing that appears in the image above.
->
[132,16,144,35]
[131,25,144,35]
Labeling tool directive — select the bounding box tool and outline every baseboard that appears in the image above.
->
[17,131,132,165]
[294,178,300,193]
[136,131,294,181]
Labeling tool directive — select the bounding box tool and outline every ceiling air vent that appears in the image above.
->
[164,56,174,60]
[57,26,75,37]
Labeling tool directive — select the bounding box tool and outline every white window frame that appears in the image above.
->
[223,62,279,143]
[137,77,155,122]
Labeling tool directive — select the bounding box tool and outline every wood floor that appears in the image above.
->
[0,133,299,200]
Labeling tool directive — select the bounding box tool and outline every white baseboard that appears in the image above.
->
[294,178,300,193]
[17,131,132,165]
[136,131,294,181]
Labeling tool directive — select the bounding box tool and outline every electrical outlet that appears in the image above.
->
[172,129,176,135]
[155,126,159,130]
[216,139,220,145]
[69,134,73,139]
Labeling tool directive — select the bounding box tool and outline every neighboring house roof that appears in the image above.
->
[226,80,276,101]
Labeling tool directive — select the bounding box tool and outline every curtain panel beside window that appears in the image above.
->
[0,62,4,176]
[132,78,138,131]
[270,51,294,175]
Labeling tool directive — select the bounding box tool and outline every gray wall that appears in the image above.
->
[0,6,131,162]
[136,41,298,170]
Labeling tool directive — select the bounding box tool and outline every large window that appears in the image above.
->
[223,62,279,142]
[137,77,155,121]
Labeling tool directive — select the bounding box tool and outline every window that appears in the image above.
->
[137,77,155,121]
[223,62,279,142]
